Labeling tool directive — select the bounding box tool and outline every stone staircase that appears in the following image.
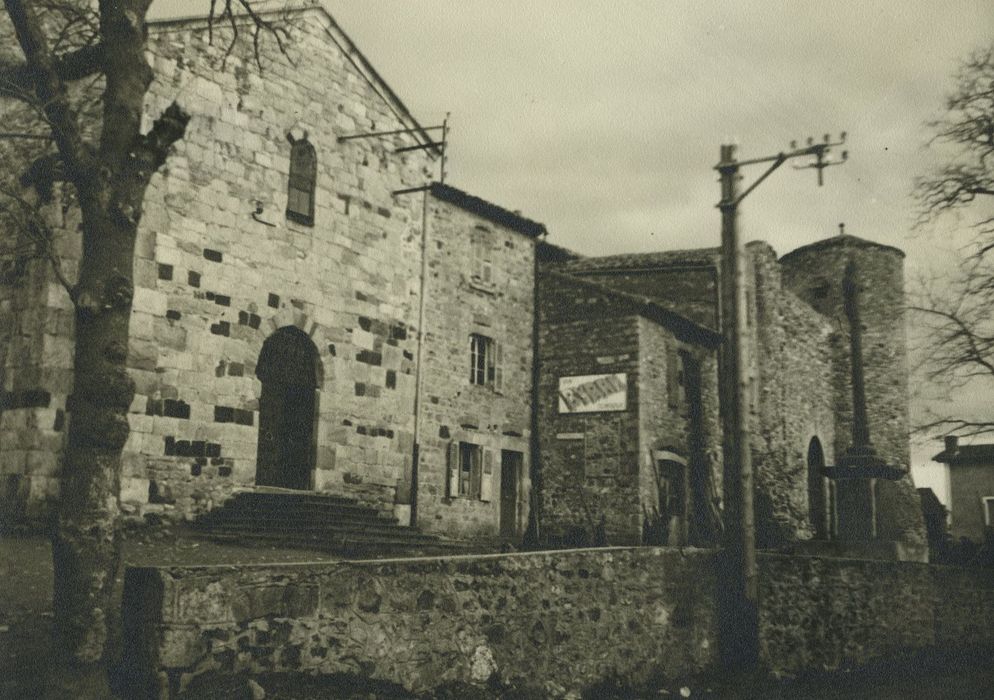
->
[192,489,473,558]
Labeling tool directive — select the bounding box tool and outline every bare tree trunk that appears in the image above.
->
[3,1,187,693]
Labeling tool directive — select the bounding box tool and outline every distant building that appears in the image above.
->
[932,436,994,541]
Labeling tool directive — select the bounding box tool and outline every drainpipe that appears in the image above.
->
[409,187,431,527]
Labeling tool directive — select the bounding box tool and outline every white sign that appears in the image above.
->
[558,373,627,413]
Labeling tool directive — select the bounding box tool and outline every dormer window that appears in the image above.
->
[286,135,316,226]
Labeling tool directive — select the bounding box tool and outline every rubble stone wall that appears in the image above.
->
[749,243,836,546]
[536,311,643,544]
[124,550,994,698]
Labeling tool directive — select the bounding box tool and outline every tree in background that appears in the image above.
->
[0,0,285,694]
[912,43,994,439]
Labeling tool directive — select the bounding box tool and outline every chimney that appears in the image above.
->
[944,435,959,454]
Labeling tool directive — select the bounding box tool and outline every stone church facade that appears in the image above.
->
[0,5,925,555]
[0,6,540,541]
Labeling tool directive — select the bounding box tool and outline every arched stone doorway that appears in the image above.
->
[255,326,322,490]
[807,437,828,539]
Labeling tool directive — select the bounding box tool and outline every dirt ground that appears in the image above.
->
[2,530,993,698]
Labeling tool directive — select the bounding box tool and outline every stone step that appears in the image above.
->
[202,503,393,523]
[192,489,452,557]
[198,512,400,530]
[223,492,390,518]
[198,530,472,557]
[196,518,434,541]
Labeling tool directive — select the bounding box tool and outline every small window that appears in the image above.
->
[470,333,503,390]
[446,441,493,500]
[471,229,493,286]
[286,137,316,226]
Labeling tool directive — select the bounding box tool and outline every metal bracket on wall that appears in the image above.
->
[338,113,450,184]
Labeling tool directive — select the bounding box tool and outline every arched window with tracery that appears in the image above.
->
[286,136,316,226]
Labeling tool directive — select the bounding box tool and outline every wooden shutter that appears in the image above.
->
[480,448,494,502]
[447,441,459,497]
[493,340,504,392]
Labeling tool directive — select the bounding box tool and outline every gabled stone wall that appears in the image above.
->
[1,8,441,523]
[122,12,436,519]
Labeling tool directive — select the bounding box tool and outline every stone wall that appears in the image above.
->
[123,549,994,698]
[749,243,836,545]
[414,190,536,539]
[2,8,443,523]
[780,235,926,549]
[535,270,722,546]
[123,548,719,698]
[536,310,644,544]
[0,198,76,525]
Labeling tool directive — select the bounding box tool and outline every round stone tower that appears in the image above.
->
[780,233,926,555]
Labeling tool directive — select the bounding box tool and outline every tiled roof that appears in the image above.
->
[541,269,722,347]
[932,444,994,465]
[552,248,720,273]
[429,183,547,238]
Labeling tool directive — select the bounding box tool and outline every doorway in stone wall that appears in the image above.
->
[500,450,522,538]
[255,326,321,490]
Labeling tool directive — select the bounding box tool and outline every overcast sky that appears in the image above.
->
[156,1,994,499]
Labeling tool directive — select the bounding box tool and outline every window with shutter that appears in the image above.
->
[286,138,317,226]
[452,441,489,500]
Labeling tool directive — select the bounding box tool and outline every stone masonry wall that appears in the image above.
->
[1,8,441,523]
[637,320,723,544]
[749,243,836,546]
[123,548,719,698]
[0,196,77,526]
[414,195,535,539]
[780,236,926,548]
[537,312,643,544]
[536,271,722,545]
[124,549,994,698]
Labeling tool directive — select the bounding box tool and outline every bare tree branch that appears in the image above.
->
[912,42,994,440]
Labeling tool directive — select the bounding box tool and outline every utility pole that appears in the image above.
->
[715,134,847,671]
